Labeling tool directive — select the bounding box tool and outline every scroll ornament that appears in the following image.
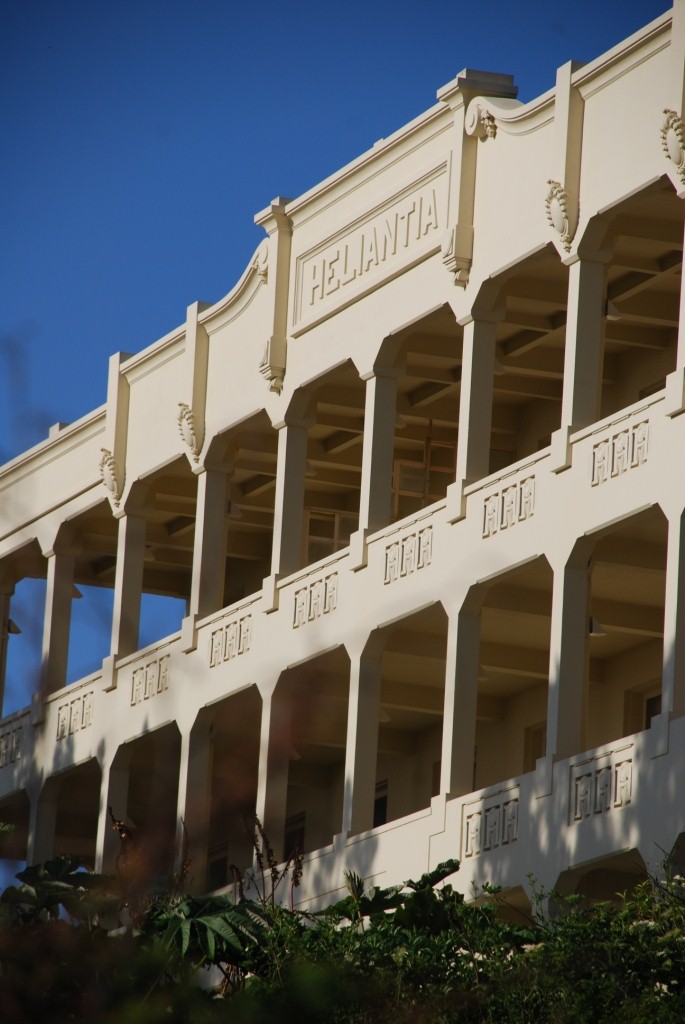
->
[464,101,497,140]
[545,180,575,253]
[99,448,122,508]
[660,109,685,186]
[178,403,201,463]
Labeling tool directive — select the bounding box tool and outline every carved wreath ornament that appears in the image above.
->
[252,239,269,282]
[178,403,201,463]
[660,109,685,186]
[545,180,575,253]
[98,448,122,508]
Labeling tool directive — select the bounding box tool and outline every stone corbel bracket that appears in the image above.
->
[545,179,577,253]
[254,197,293,394]
[438,73,519,290]
[661,109,685,187]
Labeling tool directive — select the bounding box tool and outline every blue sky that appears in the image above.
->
[0,0,670,465]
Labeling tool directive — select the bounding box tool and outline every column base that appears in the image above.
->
[549,426,573,473]
[647,710,670,759]
[534,752,554,798]
[348,528,369,571]
[664,368,685,418]
[446,479,467,523]
[101,653,118,692]
[261,573,280,613]
[180,614,198,653]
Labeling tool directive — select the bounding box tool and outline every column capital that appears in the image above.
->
[457,307,505,328]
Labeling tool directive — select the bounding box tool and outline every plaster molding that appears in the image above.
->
[545,179,576,253]
[98,448,123,508]
[177,403,202,463]
[660,109,685,186]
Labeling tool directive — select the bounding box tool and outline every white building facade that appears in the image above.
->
[1,5,685,912]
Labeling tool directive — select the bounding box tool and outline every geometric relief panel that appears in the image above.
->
[571,754,633,822]
[56,691,94,740]
[293,572,338,628]
[463,787,519,857]
[591,420,648,486]
[482,476,535,539]
[0,725,22,767]
[384,525,432,584]
[131,653,170,706]
[209,615,252,668]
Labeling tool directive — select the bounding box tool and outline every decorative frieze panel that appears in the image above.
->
[482,477,535,538]
[131,654,170,705]
[0,726,21,768]
[209,616,252,667]
[56,692,94,740]
[293,573,338,628]
[384,526,432,584]
[571,756,632,822]
[463,789,519,858]
[591,421,648,486]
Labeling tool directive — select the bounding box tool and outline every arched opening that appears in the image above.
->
[587,506,666,749]
[554,849,648,908]
[274,647,350,859]
[193,685,261,892]
[476,557,553,788]
[107,723,181,880]
[47,758,101,867]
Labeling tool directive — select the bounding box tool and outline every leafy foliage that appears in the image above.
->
[2,833,685,1022]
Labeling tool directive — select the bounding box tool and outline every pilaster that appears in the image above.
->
[104,511,146,689]
[550,255,607,471]
[448,313,500,521]
[349,368,398,567]
[39,542,76,699]
[544,552,590,763]
[181,467,229,651]
[255,686,291,863]
[440,605,480,796]
[341,648,381,836]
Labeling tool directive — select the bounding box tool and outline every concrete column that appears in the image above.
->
[551,256,606,468]
[27,783,57,865]
[110,512,146,659]
[662,510,685,717]
[255,687,291,861]
[270,421,309,579]
[665,217,685,415]
[342,651,381,836]
[95,751,131,874]
[545,555,590,760]
[188,469,228,622]
[440,607,480,797]
[455,316,499,487]
[175,723,212,893]
[0,577,14,716]
[40,547,75,694]
[357,369,398,535]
